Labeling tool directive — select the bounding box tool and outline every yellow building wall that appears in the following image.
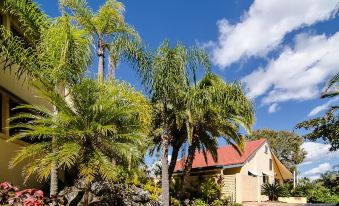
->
[0,13,49,189]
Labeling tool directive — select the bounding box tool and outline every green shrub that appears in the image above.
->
[229,203,243,206]
[307,183,339,204]
[170,197,180,206]
[200,179,221,203]
[143,182,161,201]
[195,198,208,206]
[211,199,223,206]
[261,182,283,201]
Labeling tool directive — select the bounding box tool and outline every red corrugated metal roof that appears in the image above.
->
[174,138,266,171]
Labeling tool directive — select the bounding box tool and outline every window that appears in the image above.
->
[263,175,269,183]
[269,159,272,171]
[11,26,29,48]
[9,98,35,143]
[265,145,268,154]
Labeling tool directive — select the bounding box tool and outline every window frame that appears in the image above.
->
[269,159,273,171]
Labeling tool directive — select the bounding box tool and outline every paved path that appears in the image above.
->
[243,202,335,206]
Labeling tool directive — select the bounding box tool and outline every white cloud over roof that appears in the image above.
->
[209,0,338,68]
[242,32,339,108]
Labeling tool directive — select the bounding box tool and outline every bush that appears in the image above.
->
[210,198,229,206]
[229,204,243,206]
[170,197,180,206]
[195,198,208,206]
[200,179,221,203]
[0,182,45,205]
[307,183,339,204]
[261,182,283,201]
[143,182,161,201]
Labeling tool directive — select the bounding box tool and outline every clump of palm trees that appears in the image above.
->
[0,0,255,206]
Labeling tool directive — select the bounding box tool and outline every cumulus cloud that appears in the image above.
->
[308,96,339,116]
[268,103,279,113]
[209,0,338,68]
[242,32,339,107]
[301,142,339,165]
[304,162,331,177]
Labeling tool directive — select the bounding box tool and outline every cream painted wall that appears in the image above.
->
[0,13,49,188]
[237,142,274,202]
[0,138,44,188]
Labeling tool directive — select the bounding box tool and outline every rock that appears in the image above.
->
[59,181,160,206]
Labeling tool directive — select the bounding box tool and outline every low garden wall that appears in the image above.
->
[278,197,307,204]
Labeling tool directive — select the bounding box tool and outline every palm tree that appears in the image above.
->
[321,73,339,99]
[9,79,152,206]
[65,0,145,84]
[0,2,91,200]
[180,73,254,190]
[145,41,210,206]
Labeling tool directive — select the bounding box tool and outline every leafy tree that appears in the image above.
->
[145,41,210,206]
[296,72,338,151]
[9,79,152,206]
[296,110,338,151]
[0,1,91,200]
[248,129,306,171]
[65,0,146,83]
[180,74,254,190]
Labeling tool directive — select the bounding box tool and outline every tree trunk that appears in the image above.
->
[107,55,116,81]
[161,137,170,206]
[168,142,180,180]
[97,38,105,84]
[50,105,59,205]
[180,138,197,193]
[83,189,89,206]
[50,163,58,205]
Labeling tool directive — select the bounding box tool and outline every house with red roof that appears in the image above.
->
[173,138,293,203]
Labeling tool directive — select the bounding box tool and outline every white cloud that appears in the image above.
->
[304,162,331,176]
[242,32,339,106]
[308,96,339,116]
[268,103,279,113]
[301,142,339,165]
[209,0,338,68]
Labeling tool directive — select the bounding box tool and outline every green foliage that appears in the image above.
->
[248,129,306,171]
[200,179,221,203]
[0,15,91,83]
[261,182,283,201]
[307,183,339,204]
[1,0,49,38]
[229,204,243,206]
[9,79,152,185]
[170,197,180,206]
[144,182,161,201]
[211,198,229,206]
[296,72,338,151]
[296,110,338,151]
[195,199,208,206]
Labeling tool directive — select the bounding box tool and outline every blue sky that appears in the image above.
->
[35,0,339,180]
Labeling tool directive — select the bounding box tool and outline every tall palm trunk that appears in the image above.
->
[50,104,59,205]
[108,55,115,81]
[97,38,105,84]
[168,142,180,180]
[180,138,197,193]
[161,136,170,206]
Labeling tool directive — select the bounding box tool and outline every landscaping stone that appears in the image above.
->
[59,181,161,206]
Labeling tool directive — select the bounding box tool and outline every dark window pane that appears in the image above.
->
[269,159,272,171]
[9,98,35,143]
[11,27,29,48]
